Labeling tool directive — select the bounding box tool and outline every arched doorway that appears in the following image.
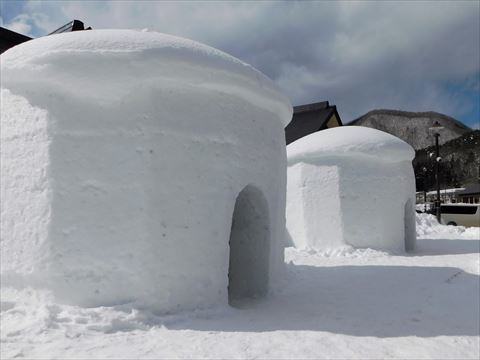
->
[404,198,415,252]
[228,185,270,306]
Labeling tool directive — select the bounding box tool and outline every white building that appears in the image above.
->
[0,30,292,313]
[416,188,465,205]
[286,126,416,252]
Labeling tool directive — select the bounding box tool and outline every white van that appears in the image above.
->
[440,204,480,227]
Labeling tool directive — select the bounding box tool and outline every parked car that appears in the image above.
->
[440,204,480,227]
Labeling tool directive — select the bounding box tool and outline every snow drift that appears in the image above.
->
[0,30,292,313]
[286,126,416,252]
[416,212,480,238]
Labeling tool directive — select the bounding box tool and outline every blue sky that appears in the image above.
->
[1,0,479,128]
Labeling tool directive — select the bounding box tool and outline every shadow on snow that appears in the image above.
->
[171,263,480,338]
[413,238,480,256]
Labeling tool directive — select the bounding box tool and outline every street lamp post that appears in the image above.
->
[420,166,428,212]
[429,121,444,222]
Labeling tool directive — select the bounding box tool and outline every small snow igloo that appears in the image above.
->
[0,30,292,312]
[286,126,416,252]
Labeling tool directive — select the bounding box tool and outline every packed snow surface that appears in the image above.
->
[1,29,291,124]
[286,126,416,252]
[1,30,292,313]
[1,214,478,359]
[287,126,415,164]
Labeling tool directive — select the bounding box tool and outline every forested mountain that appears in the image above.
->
[348,110,478,190]
[413,130,479,191]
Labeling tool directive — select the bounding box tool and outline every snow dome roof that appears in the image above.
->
[1,29,292,126]
[287,126,415,164]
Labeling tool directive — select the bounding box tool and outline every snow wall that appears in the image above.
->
[286,126,416,252]
[0,30,293,313]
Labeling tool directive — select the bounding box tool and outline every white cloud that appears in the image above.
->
[4,0,480,123]
[2,14,33,36]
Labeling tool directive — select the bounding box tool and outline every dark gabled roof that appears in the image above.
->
[0,27,31,54]
[285,101,342,145]
[1,20,90,54]
[48,20,87,35]
[457,183,480,196]
[293,101,330,114]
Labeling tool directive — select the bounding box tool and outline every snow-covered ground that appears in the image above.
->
[1,213,479,359]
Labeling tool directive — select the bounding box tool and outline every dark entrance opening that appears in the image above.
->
[404,198,415,252]
[228,185,270,306]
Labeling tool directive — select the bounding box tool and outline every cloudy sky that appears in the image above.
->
[1,0,479,127]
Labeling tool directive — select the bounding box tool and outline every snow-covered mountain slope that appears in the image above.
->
[349,109,471,150]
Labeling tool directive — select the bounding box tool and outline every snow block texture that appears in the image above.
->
[286,126,416,252]
[1,30,292,313]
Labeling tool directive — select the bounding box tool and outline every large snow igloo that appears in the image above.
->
[286,126,416,252]
[0,30,292,312]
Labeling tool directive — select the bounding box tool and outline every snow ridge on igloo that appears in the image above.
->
[1,30,293,313]
[286,126,416,252]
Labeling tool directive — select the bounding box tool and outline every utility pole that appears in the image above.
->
[434,132,441,222]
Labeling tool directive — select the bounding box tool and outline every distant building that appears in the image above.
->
[0,27,31,54]
[0,20,89,54]
[285,101,342,145]
[416,187,465,205]
[48,20,89,35]
[456,184,480,204]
